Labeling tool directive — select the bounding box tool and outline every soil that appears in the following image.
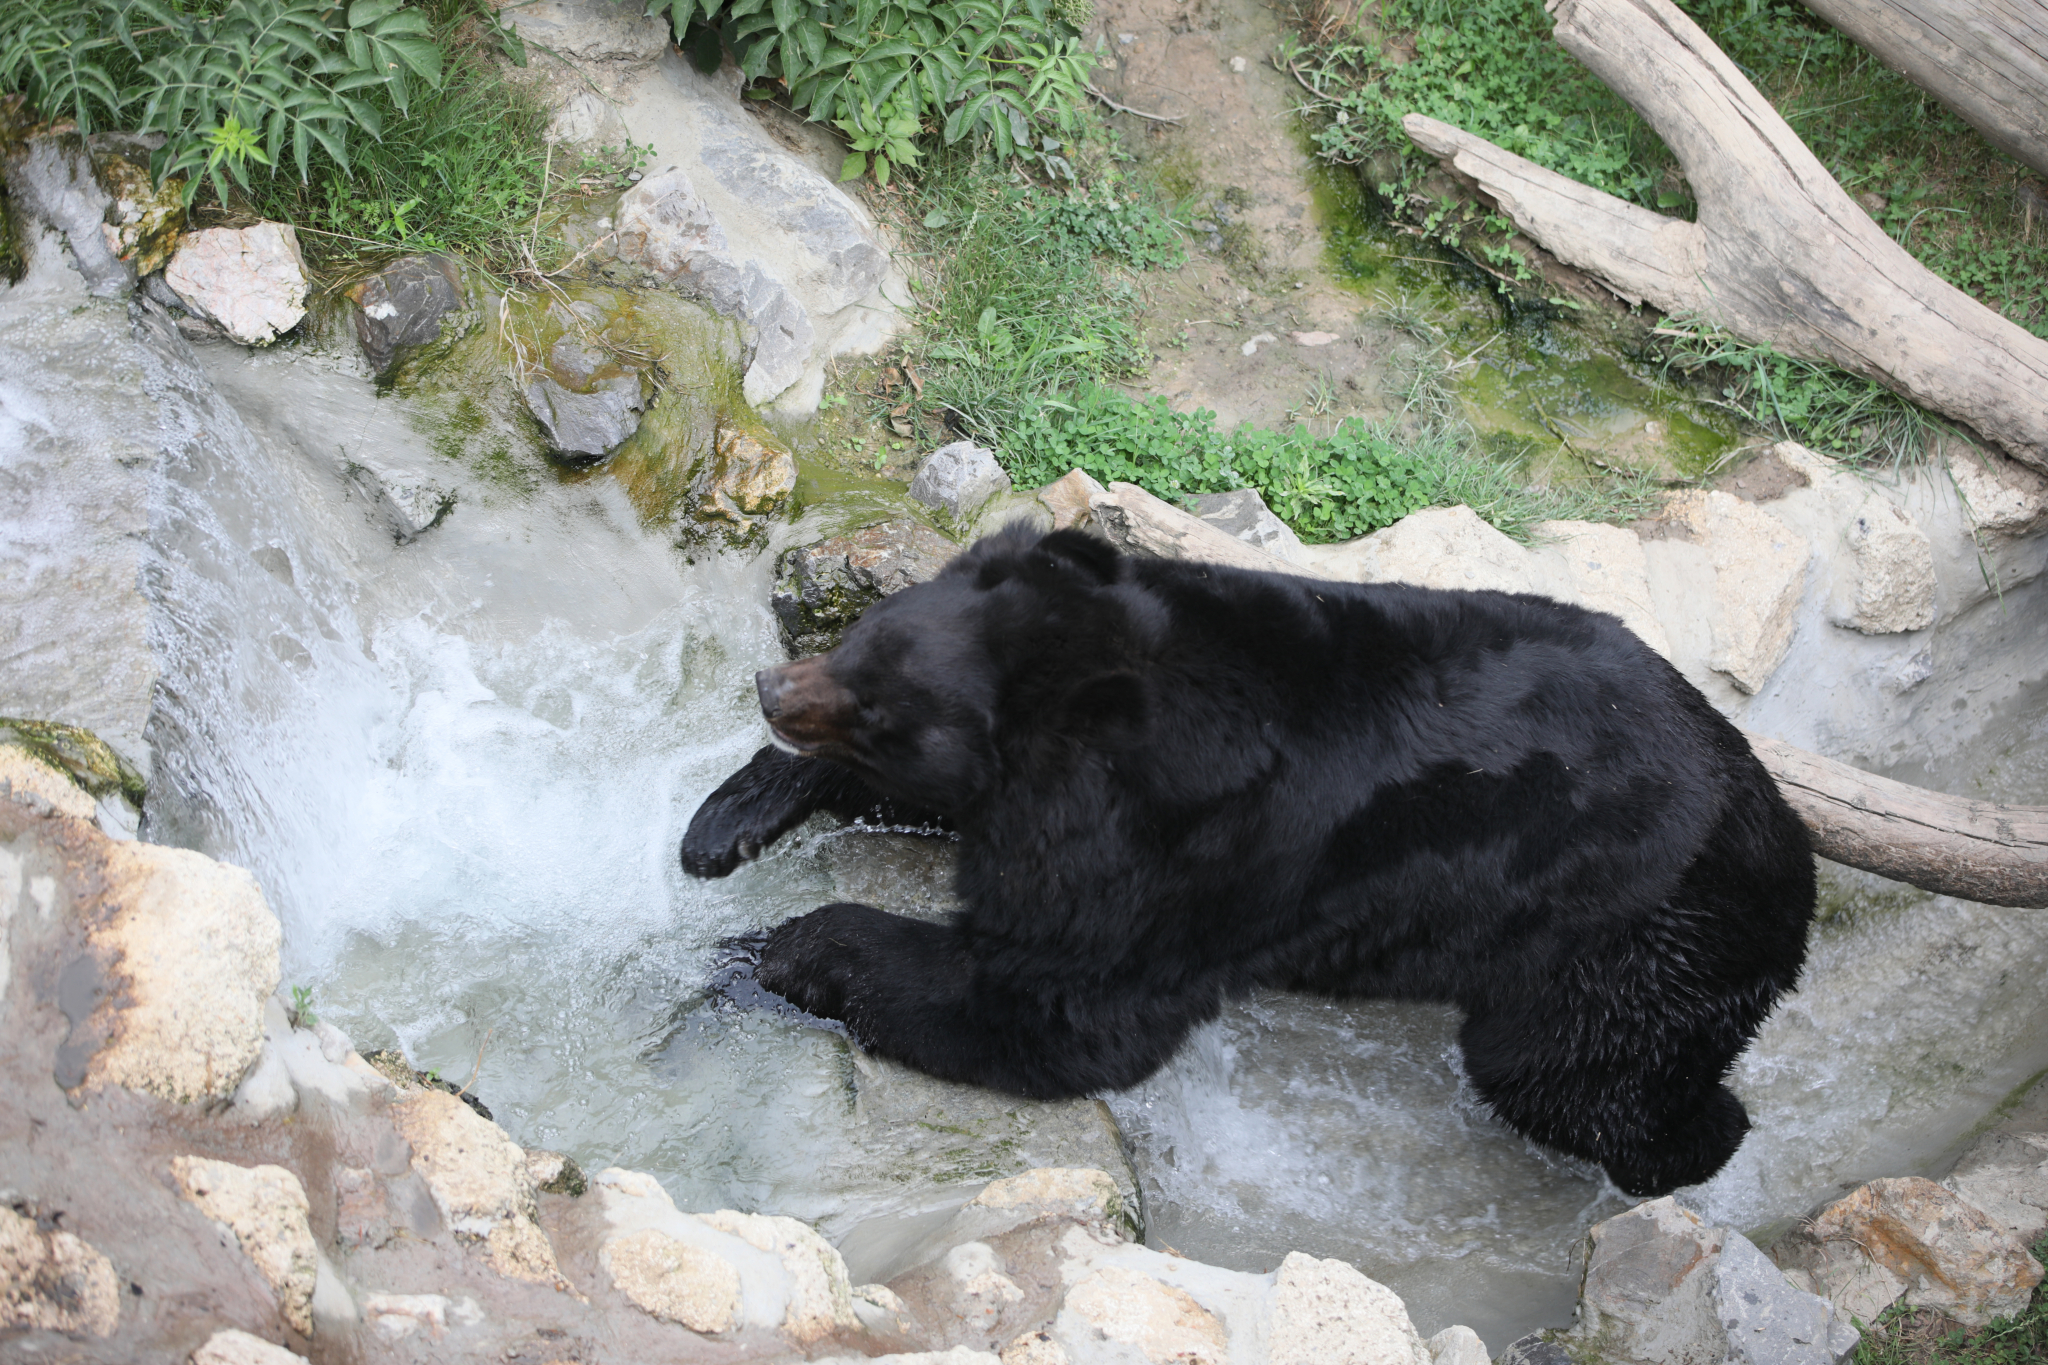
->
[1084,0,1420,430]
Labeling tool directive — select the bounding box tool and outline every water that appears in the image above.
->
[137,331,2048,1349]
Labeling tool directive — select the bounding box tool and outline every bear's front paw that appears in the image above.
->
[753,903,885,1022]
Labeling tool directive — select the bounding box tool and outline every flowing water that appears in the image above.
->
[136,329,2048,1349]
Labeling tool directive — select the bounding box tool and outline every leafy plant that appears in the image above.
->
[649,0,1095,179]
[287,984,318,1030]
[1,0,445,203]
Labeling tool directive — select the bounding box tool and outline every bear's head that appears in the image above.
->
[755,525,1151,811]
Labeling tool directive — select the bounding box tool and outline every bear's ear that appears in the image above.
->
[1036,529,1122,585]
[1060,670,1147,749]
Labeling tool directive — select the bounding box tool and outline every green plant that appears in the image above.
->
[648,0,1095,180]
[1,0,444,203]
[1658,318,1947,466]
[287,984,318,1030]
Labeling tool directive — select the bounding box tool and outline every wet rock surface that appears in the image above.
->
[523,336,648,460]
[772,518,960,655]
[693,423,797,534]
[349,254,467,374]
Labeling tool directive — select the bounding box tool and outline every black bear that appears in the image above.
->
[682,526,1815,1196]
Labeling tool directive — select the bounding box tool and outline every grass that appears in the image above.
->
[890,140,1664,542]
[1282,0,2048,466]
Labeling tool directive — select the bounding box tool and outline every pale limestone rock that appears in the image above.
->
[1778,1177,2044,1328]
[1061,1266,1229,1365]
[1573,1198,1855,1365]
[164,223,309,344]
[360,1292,483,1340]
[1427,1325,1490,1365]
[967,1168,1128,1237]
[169,1157,316,1335]
[602,1227,741,1333]
[812,1352,1003,1364]
[700,1208,861,1343]
[1091,482,1315,577]
[1832,493,1936,634]
[189,1327,309,1364]
[0,1205,119,1336]
[1949,448,2048,536]
[1039,468,1107,531]
[1307,504,1529,591]
[1269,1251,1430,1365]
[389,1089,563,1285]
[0,744,96,819]
[83,841,280,1102]
[1532,519,1672,657]
[1001,1331,1072,1364]
[1945,1131,2048,1243]
[1659,490,1809,693]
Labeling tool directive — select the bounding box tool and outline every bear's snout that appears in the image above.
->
[757,659,857,754]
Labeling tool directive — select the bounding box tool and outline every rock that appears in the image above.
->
[360,1292,484,1340]
[1656,490,1809,694]
[910,442,1012,523]
[1268,1251,1430,1365]
[1091,481,1315,576]
[602,1227,743,1333]
[699,1208,862,1344]
[1498,1334,1578,1365]
[592,1167,863,1343]
[607,52,904,412]
[1831,493,1936,634]
[1038,469,1106,531]
[1532,519,1672,658]
[771,519,960,655]
[692,423,797,533]
[1308,504,1530,591]
[1949,447,2048,537]
[1775,1176,2044,1329]
[813,1352,1003,1364]
[388,1089,564,1285]
[0,128,130,294]
[0,1205,120,1336]
[965,1169,1134,1242]
[1944,1131,2048,1243]
[523,336,647,459]
[525,1148,589,1198]
[1059,1265,1229,1365]
[164,223,309,345]
[189,1328,310,1364]
[169,1157,317,1335]
[0,717,146,816]
[74,840,280,1102]
[1427,1325,1491,1365]
[0,742,97,821]
[1000,1332,1070,1363]
[341,460,456,541]
[94,151,185,278]
[348,254,466,373]
[1187,487,1311,565]
[1571,1198,1855,1365]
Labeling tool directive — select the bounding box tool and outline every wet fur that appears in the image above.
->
[681,527,1815,1196]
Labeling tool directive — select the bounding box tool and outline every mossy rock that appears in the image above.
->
[0,718,145,806]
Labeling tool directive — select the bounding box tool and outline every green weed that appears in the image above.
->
[1851,1238,2048,1364]
[287,984,318,1030]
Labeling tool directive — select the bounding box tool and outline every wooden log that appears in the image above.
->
[1743,730,2048,908]
[1399,0,2048,475]
[1795,0,2048,181]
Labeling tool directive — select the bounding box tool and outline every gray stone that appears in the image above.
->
[1831,492,1936,634]
[164,224,310,346]
[1427,1325,1491,1365]
[1498,1333,1579,1365]
[607,48,905,412]
[910,442,1012,522]
[1715,1232,1859,1365]
[1945,1130,2048,1243]
[523,347,646,461]
[0,130,130,295]
[1187,488,1310,565]
[349,254,466,373]
[771,519,960,656]
[342,460,456,541]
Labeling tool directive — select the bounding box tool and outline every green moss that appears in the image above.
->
[0,717,145,806]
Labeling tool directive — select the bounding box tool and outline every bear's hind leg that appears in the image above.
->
[1457,1001,1752,1198]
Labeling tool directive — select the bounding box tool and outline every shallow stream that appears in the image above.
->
[129,326,2048,1350]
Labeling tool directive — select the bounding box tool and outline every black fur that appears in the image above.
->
[681,525,1815,1196]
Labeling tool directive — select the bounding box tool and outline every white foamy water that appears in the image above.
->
[136,335,2048,1349]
